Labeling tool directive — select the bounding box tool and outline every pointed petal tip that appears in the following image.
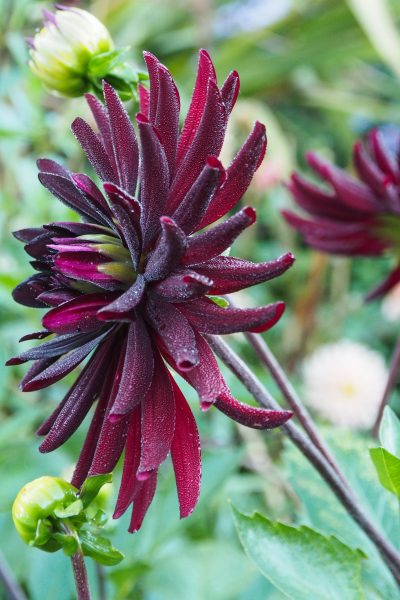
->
[6,357,24,366]
[242,205,256,223]
[137,469,154,482]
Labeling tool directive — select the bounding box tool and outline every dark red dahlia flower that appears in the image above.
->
[9,50,294,531]
[283,128,400,299]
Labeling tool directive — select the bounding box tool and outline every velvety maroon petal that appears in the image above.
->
[13,227,46,243]
[180,298,285,334]
[282,210,371,239]
[177,49,216,164]
[307,153,379,213]
[168,80,226,213]
[54,251,117,287]
[71,117,116,183]
[138,84,150,118]
[38,172,109,226]
[137,113,170,249]
[128,471,158,532]
[12,274,50,308]
[71,173,114,225]
[39,340,113,452]
[71,347,120,487]
[220,70,240,116]
[88,343,131,477]
[97,275,145,320]
[170,376,201,518]
[161,331,225,408]
[215,390,292,429]
[154,63,180,176]
[20,330,111,391]
[103,182,141,222]
[37,158,70,179]
[151,272,212,302]
[85,92,118,177]
[199,121,266,228]
[42,293,112,334]
[109,317,154,420]
[37,289,80,307]
[353,141,387,197]
[195,253,294,294]
[183,206,256,266]
[138,353,175,477]
[144,217,187,281]
[143,51,161,123]
[113,406,142,518]
[8,330,101,365]
[19,331,51,342]
[172,157,225,234]
[146,296,199,371]
[108,203,140,268]
[103,82,139,196]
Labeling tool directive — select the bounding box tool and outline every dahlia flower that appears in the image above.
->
[9,50,294,531]
[283,128,400,299]
[302,340,387,429]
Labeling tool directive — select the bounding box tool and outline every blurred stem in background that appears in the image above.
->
[207,335,400,588]
[0,552,28,600]
[372,336,400,437]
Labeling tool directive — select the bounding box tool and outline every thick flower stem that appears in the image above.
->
[71,551,91,600]
[372,336,400,437]
[206,335,400,588]
[243,330,350,488]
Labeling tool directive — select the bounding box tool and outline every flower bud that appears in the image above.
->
[28,8,114,97]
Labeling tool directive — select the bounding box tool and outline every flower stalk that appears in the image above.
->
[372,335,400,437]
[71,543,91,600]
[206,334,400,588]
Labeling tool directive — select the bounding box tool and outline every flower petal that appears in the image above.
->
[170,376,201,518]
[151,271,212,302]
[113,406,142,518]
[180,298,285,334]
[97,275,145,320]
[195,253,294,294]
[144,217,187,282]
[42,293,112,334]
[128,471,158,532]
[215,390,292,429]
[220,70,240,116]
[71,117,116,183]
[199,121,266,228]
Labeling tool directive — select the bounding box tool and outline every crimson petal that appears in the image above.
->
[71,117,116,183]
[215,390,292,429]
[199,121,266,228]
[113,406,142,518]
[98,275,145,320]
[42,293,112,334]
[128,471,158,533]
[144,217,187,281]
[221,70,240,116]
[170,376,201,518]
[152,272,212,302]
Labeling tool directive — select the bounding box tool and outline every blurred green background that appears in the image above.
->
[1,0,400,598]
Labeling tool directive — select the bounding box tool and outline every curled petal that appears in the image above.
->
[152,271,212,302]
[199,121,266,228]
[221,70,240,115]
[138,84,150,118]
[103,82,139,196]
[114,406,142,518]
[177,49,216,164]
[180,298,285,334]
[154,63,180,175]
[71,117,115,183]
[144,217,187,281]
[42,293,112,334]
[183,206,256,266]
[195,253,294,294]
[37,158,70,179]
[128,471,158,533]
[85,93,117,177]
[109,317,154,420]
[146,296,199,371]
[138,353,175,477]
[215,390,292,429]
[172,157,225,234]
[170,375,201,518]
[137,113,170,249]
[12,274,51,308]
[98,275,145,320]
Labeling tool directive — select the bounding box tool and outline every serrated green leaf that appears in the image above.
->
[79,474,112,509]
[232,507,366,600]
[369,447,400,497]
[379,407,400,457]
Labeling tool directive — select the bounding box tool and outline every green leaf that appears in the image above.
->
[369,447,400,497]
[379,406,400,457]
[80,529,124,566]
[209,296,230,308]
[232,507,366,600]
[79,474,112,509]
[54,499,83,519]
[88,49,127,78]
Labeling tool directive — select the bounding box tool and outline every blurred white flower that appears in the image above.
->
[381,282,400,322]
[302,340,388,429]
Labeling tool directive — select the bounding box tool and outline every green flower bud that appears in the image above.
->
[12,474,124,566]
[12,476,77,551]
[28,8,114,97]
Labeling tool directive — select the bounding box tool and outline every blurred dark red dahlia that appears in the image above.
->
[9,50,294,531]
[283,127,400,300]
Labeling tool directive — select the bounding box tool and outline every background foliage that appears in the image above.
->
[1,0,400,598]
